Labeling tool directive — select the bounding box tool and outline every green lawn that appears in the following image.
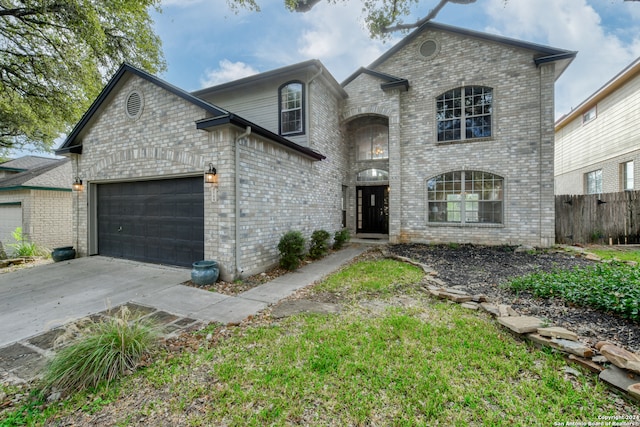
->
[588,246,640,263]
[1,259,634,426]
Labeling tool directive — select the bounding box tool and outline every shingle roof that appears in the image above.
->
[0,159,71,191]
[0,156,60,172]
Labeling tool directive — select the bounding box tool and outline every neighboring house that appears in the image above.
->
[0,157,73,253]
[555,57,640,195]
[56,21,575,281]
[0,156,60,179]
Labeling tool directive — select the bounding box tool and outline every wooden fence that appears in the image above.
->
[555,191,640,244]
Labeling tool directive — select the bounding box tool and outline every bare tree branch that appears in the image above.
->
[382,0,477,33]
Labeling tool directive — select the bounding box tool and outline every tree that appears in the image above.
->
[0,1,165,153]
[230,0,477,38]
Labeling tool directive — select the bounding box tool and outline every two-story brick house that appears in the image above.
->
[56,22,575,281]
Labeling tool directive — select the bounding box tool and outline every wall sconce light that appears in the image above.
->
[205,163,218,184]
[72,177,83,191]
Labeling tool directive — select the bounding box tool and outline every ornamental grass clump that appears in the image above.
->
[43,307,158,396]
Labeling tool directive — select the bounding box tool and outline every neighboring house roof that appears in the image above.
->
[0,159,71,191]
[341,68,410,91]
[55,63,325,161]
[555,56,640,131]
[0,156,60,173]
[344,21,576,86]
[192,59,348,100]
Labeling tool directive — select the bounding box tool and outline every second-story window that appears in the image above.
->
[436,86,492,142]
[356,124,389,161]
[279,82,304,135]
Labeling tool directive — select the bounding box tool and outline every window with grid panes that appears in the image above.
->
[279,82,304,135]
[436,86,492,142]
[427,171,503,224]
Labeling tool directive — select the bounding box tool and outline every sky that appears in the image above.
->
[13,0,640,158]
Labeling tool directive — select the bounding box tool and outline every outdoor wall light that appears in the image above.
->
[72,177,83,191]
[205,163,218,184]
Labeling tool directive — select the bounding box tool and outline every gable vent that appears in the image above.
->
[125,90,143,119]
[419,40,438,59]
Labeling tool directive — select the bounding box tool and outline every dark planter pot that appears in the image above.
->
[51,246,76,262]
[191,260,219,286]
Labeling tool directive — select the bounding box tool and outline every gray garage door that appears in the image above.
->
[97,177,204,267]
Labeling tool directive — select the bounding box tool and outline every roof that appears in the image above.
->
[342,67,410,91]
[55,63,326,161]
[0,159,71,191]
[555,56,640,131]
[196,115,325,161]
[0,156,60,172]
[192,59,348,99]
[344,21,576,86]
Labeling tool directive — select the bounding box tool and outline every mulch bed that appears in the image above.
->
[387,243,640,352]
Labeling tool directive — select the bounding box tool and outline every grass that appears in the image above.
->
[506,262,640,320]
[1,259,632,425]
[588,246,640,263]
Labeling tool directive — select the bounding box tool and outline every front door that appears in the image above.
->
[357,185,389,234]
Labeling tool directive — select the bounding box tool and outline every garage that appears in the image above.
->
[0,203,22,252]
[97,177,204,267]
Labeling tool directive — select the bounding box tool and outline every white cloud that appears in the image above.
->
[199,60,259,87]
[294,1,396,82]
[482,0,640,117]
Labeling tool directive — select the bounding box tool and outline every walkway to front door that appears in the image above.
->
[356,185,389,234]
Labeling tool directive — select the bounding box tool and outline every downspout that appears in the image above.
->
[235,126,251,277]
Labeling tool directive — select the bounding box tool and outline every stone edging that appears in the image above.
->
[382,250,640,403]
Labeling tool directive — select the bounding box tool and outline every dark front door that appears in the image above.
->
[97,177,204,267]
[357,185,389,234]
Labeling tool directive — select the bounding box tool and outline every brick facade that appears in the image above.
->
[342,28,558,247]
[62,23,571,279]
[71,74,345,280]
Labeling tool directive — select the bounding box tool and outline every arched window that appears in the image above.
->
[355,124,388,161]
[279,81,304,135]
[357,169,389,182]
[436,86,492,142]
[427,171,503,224]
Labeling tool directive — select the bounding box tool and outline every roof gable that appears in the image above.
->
[56,63,230,155]
[342,67,410,91]
[359,21,576,82]
[56,63,326,162]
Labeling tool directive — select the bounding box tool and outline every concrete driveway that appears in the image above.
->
[0,256,192,348]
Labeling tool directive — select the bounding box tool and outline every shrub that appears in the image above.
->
[309,229,331,260]
[42,307,158,396]
[333,228,351,250]
[7,227,48,257]
[506,262,640,320]
[278,231,306,270]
